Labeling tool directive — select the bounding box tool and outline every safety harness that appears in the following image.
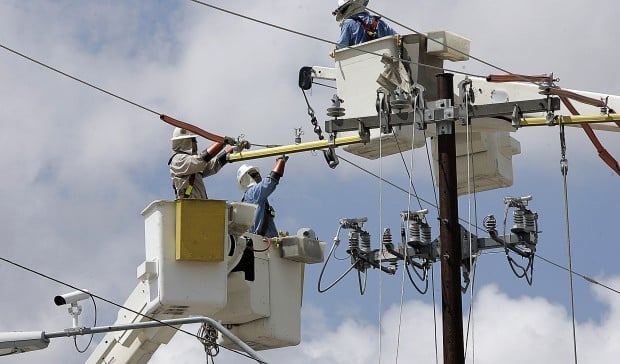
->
[168,152,196,198]
[352,15,381,41]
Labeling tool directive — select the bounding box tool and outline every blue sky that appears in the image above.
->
[1,1,619,363]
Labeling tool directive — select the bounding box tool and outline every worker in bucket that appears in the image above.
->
[168,127,233,199]
[237,156,288,238]
[333,0,397,49]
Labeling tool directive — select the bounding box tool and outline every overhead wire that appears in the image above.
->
[463,263,479,363]
[395,102,418,363]
[177,4,612,362]
[0,1,561,158]
[0,6,613,364]
[0,0,579,144]
[377,91,385,364]
[462,81,479,364]
[0,44,160,116]
[186,0,504,83]
[0,255,261,363]
[393,90,435,362]
[2,3,617,361]
[422,129,440,364]
[536,255,620,295]
[559,122,579,364]
[367,7,551,88]
[335,152,620,297]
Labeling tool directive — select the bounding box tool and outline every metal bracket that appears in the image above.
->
[358,121,370,143]
[425,98,456,135]
[511,104,523,128]
[436,120,453,135]
[600,96,610,114]
[325,97,561,133]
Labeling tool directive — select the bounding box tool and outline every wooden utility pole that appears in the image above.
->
[436,73,465,364]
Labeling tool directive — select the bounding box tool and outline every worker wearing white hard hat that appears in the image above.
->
[169,127,234,199]
[333,0,397,49]
[237,156,288,238]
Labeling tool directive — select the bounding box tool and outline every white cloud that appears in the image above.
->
[151,278,620,363]
[0,1,618,363]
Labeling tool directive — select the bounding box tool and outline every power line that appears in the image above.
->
[186,0,486,80]
[336,153,620,298]
[0,44,160,116]
[0,255,259,362]
[1,5,616,364]
[0,1,536,136]
[367,7,550,88]
[188,0,543,85]
[3,0,617,332]
[536,254,620,295]
[0,0,553,131]
[188,0,337,46]
[337,153,436,208]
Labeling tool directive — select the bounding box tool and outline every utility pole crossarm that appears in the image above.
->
[324,113,418,133]
[323,98,561,134]
[466,97,561,120]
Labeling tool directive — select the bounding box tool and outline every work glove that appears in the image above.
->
[271,155,288,180]
[216,146,235,166]
[223,136,236,146]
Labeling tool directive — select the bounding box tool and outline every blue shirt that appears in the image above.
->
[242,175,279,238]
[336,12,397,49]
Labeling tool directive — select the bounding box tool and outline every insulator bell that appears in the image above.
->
[360,231,371,252]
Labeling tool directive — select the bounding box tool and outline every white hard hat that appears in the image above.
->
[333,0,368,21]
[334,0,350,14]
[171,127,198,141]
[336,0,369,8]
[237,164,260,191]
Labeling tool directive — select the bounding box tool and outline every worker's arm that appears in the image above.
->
[202,144,236,177]
[269,155,288,181]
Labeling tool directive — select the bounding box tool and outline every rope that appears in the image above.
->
[463,262,478,361]
[395,92,421,363]
[559,122,579,364]
[396,242,407,364]
[464,82,477,364]
[423,129,440,214]
[377,91,385,364]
